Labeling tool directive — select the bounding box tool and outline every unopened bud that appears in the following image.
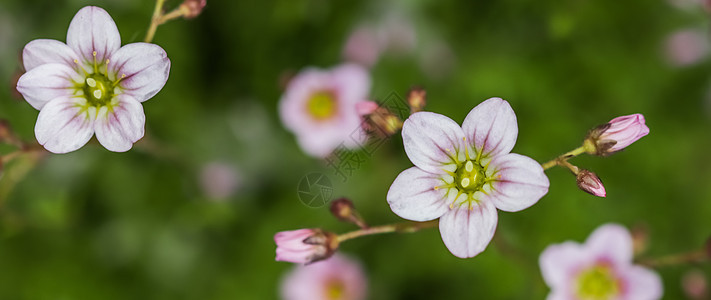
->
[274,228,339,264]
[576,170,606,197]
[631,223,649,256]
[355,101,379,116]
[407,87,426,113]
[180,0,206,19]
[585,114,649,156]
[330,197,368,228]
[363,107,403,138]
[682,269,708,300]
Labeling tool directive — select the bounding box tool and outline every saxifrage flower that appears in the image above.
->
[16,6,170,153]
[387,97,550,258]
[280,254,367,300]
[279,63,371,158]
[539,224,663,300]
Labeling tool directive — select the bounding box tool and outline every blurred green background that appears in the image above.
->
[1,0,710,299]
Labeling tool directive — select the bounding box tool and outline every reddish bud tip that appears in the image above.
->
[576,170,606,197]
[407,87,426,113]
[180,0,206,19]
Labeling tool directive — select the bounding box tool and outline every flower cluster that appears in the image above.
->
[16,6,170,153]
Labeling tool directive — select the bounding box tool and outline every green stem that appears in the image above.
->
[337,220,439,243]
[144,0,167,43]
[637,249,708,268]
[541,146,587,171]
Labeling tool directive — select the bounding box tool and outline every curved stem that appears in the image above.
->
[337,220,438,243]
[637,249,708,268]
[541,146,587,171]
[144,0,167,43]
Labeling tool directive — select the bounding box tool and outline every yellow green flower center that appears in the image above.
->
[576,264,619,300]
[325,279,345,299]
[307,91,337,120]
[83,74,114,107]
[455,160,486,193]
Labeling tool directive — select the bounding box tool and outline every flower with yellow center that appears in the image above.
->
[387,97,549,258]
[540,224,663,300]
[16,6,170,153]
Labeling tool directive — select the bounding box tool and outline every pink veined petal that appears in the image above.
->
[35,96,96,154]
[402,112,466,174]
[94,94,145,152]
[461,97,518,158]
[331,63,371,106]
[22,39,81,71]
[108,43,171,102]
[622,265,663,300]
[585,223,633,266]
[16,63,83,110]
[386,167,450,222]
[539,241,587,289]
[66,6,121,65]
[438,201,498,258]
[485,153,550,212]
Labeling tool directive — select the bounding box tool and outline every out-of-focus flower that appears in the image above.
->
[16,6,170,153]
[576,169,606,197]
[586,114,650,156]
[387,98,549,258]
[279,64,371,157]
[280,254,367,300]
[406,87,426,113]
[665,29,709,67]
[342,26,382,68]
[682,269,708,300]
[539,224,663,300]
[199,162,241,200]
[180,0,207,19]
[275,229,339,264]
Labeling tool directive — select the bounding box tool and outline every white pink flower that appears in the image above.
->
[539,224,663,300]
[387,97,549,258]
[279,64,371,158]
[280,254,367,300]
[16,6,170,153]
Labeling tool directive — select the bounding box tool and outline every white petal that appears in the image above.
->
[539,241,586,288]
[585,223,633,266]
[35,97,95,153]
[108,43,171,102]
[438,201,498,258]
[16,63,82,110]
[94,94,145,152]
[622,266,663,300]
[66,6,121,64]
[462,97,518,157]
[402,112,466,174]
[387,167,450,221]
[22,39,80,71]
[485,153,550,212]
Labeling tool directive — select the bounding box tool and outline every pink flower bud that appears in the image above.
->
[180,0,207,19]
[576,169,606,197]
[355,101,379,116]
[275,229,338,264]
[587,114,649,155]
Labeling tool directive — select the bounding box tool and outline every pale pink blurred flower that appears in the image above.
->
[355,100,378,116]
[281,254,367,300]
[16,6,170,153]
[540,224,663,300]
[342,26,382,68]
[665,29,709,67]
[418,40,456,80]
[379,16,417,55]
[199,162,241,200]
[595,114,650,154]
[576,170,606,197]
[387,98,549,258]
[279,64,371,157]
[275,229,338,264]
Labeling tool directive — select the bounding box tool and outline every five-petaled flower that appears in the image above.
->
[387,97,550,258]
[281,254,367,300]
[16,6,170,153]
[539,223,663,300]
[279,63,371,158]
